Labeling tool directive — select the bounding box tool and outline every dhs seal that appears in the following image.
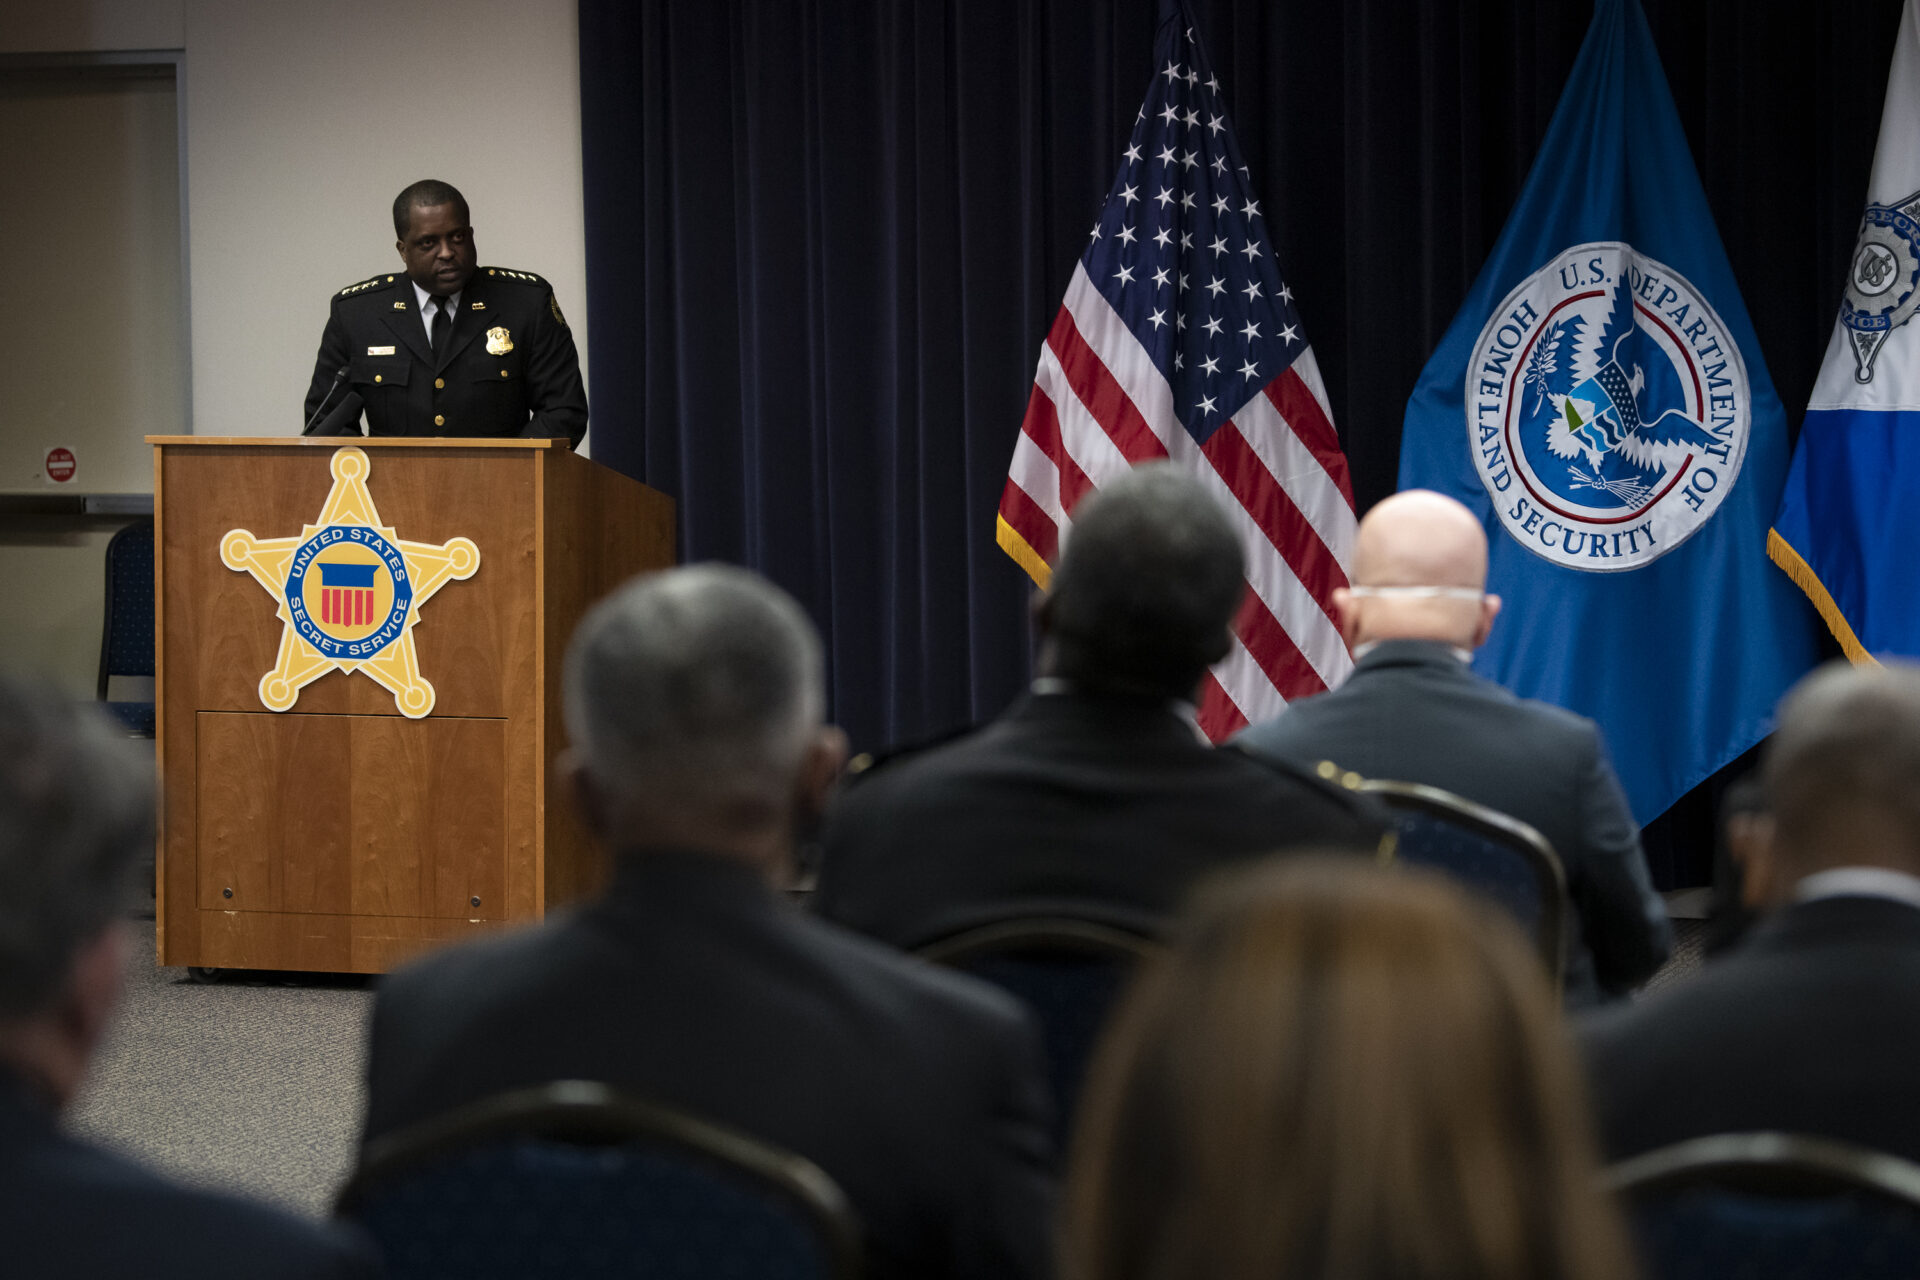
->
[282,524,414,660]
[1466,242,1748,572]
[1839,188,1920,383]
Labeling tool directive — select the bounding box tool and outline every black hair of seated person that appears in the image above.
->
[1705,770,1766,955]
[1039,465,1244,701]
[391,178,470,239]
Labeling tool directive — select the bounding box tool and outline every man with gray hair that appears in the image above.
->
[0,680,375,1278]
[1583,661,1920,1162]
[814,464,1384,946]
[1235,489,1670,1005]
[360,565,1055,1280]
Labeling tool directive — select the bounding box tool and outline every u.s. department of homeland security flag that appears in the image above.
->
[1772,0,1920,663]
[1400,0,1819,823]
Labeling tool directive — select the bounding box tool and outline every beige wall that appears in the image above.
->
[0,525,123,697]
[0,66,185,495]
[0,0,588,696]
[0,0,184,51]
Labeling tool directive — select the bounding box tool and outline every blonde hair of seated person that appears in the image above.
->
[1062,856,1634,1280]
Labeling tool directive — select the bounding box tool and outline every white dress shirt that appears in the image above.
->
[1795,865,1920,911]
[411,281,463,344]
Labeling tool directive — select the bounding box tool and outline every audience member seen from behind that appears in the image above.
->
[0,680,377,1280]
[358,565,1055,1280]
[1703,772,1767,956]
[1583,661,1920,1163]
[1065,856,1634,1280]
[814,464,1385,947]
[1234,488,1670,1005]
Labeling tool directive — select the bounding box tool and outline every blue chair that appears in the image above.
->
[1357,777,1567,991]
[1609,1132,1920,1280]
[336,1080,861,1280]
[917,913,1160,1149]
[96,521,155,737]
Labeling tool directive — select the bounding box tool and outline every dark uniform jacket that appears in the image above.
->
[1581,892,1920,1163]
[812,688,1389,947]
[361,850,1056,1280]
[303,267,586,446]
[0,1069,377,1279]
[1234,638,1671,1005]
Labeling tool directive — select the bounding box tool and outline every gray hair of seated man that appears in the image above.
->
[0,679,152,1019]
[1045,464,1245,699]
[1766,658,1920,866]
[562,563,825,820]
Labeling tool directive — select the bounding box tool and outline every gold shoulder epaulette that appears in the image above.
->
[482,267,548,287]
[336,274,397,298]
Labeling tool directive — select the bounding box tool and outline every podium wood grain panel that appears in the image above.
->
[347,716,505,919]
[537,449,677,907]
[196,711,350,913]
[153,438,674,973]
[192,909,494,974]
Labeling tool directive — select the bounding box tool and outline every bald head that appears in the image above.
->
[1335,490,1500,651]
[1764,661,1920,881]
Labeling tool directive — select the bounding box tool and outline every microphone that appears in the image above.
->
[302,368,351,435]
[310,391,365,438]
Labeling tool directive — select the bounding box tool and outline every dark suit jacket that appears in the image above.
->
[303,268,586,445]
[362,850,1055,1280]
[812,689,1388,947]
[1581,893,1920,1163]
[1234,639,1670,1004]
[0,1069,377,1279]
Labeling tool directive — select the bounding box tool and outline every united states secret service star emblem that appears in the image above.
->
[220,447,479,718]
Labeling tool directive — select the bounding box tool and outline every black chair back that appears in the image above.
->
[97,521,155,737]
[917,914,1159,1149]
[1609,1132,1920,1280]
[338,1080,862,1280]
[1358,777,1567,989]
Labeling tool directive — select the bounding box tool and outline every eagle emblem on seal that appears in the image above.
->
[1524,280,1718,508]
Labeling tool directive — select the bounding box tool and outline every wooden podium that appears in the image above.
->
[150,437,674,974]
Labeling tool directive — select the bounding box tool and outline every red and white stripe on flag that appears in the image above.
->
[996,11,1357,741]
[997,264,1357,741]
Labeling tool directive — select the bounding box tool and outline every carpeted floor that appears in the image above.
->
[66,917,372,1218]
[62,908,1715,1222]
[1643,917,1710,994]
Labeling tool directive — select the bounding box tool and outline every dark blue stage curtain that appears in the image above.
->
[579,0,1895,885]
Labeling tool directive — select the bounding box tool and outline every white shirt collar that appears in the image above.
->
[1794,866,1920,911]
[1351,638,1474,665]
[411,281,463,336]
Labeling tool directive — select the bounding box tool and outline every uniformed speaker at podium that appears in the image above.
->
[302,179,587,447]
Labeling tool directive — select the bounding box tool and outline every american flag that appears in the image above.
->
[996,11,1357,740]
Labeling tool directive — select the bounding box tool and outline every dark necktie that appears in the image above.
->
[430,295,452,359]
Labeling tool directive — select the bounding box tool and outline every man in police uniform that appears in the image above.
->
[302,179,587,446]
